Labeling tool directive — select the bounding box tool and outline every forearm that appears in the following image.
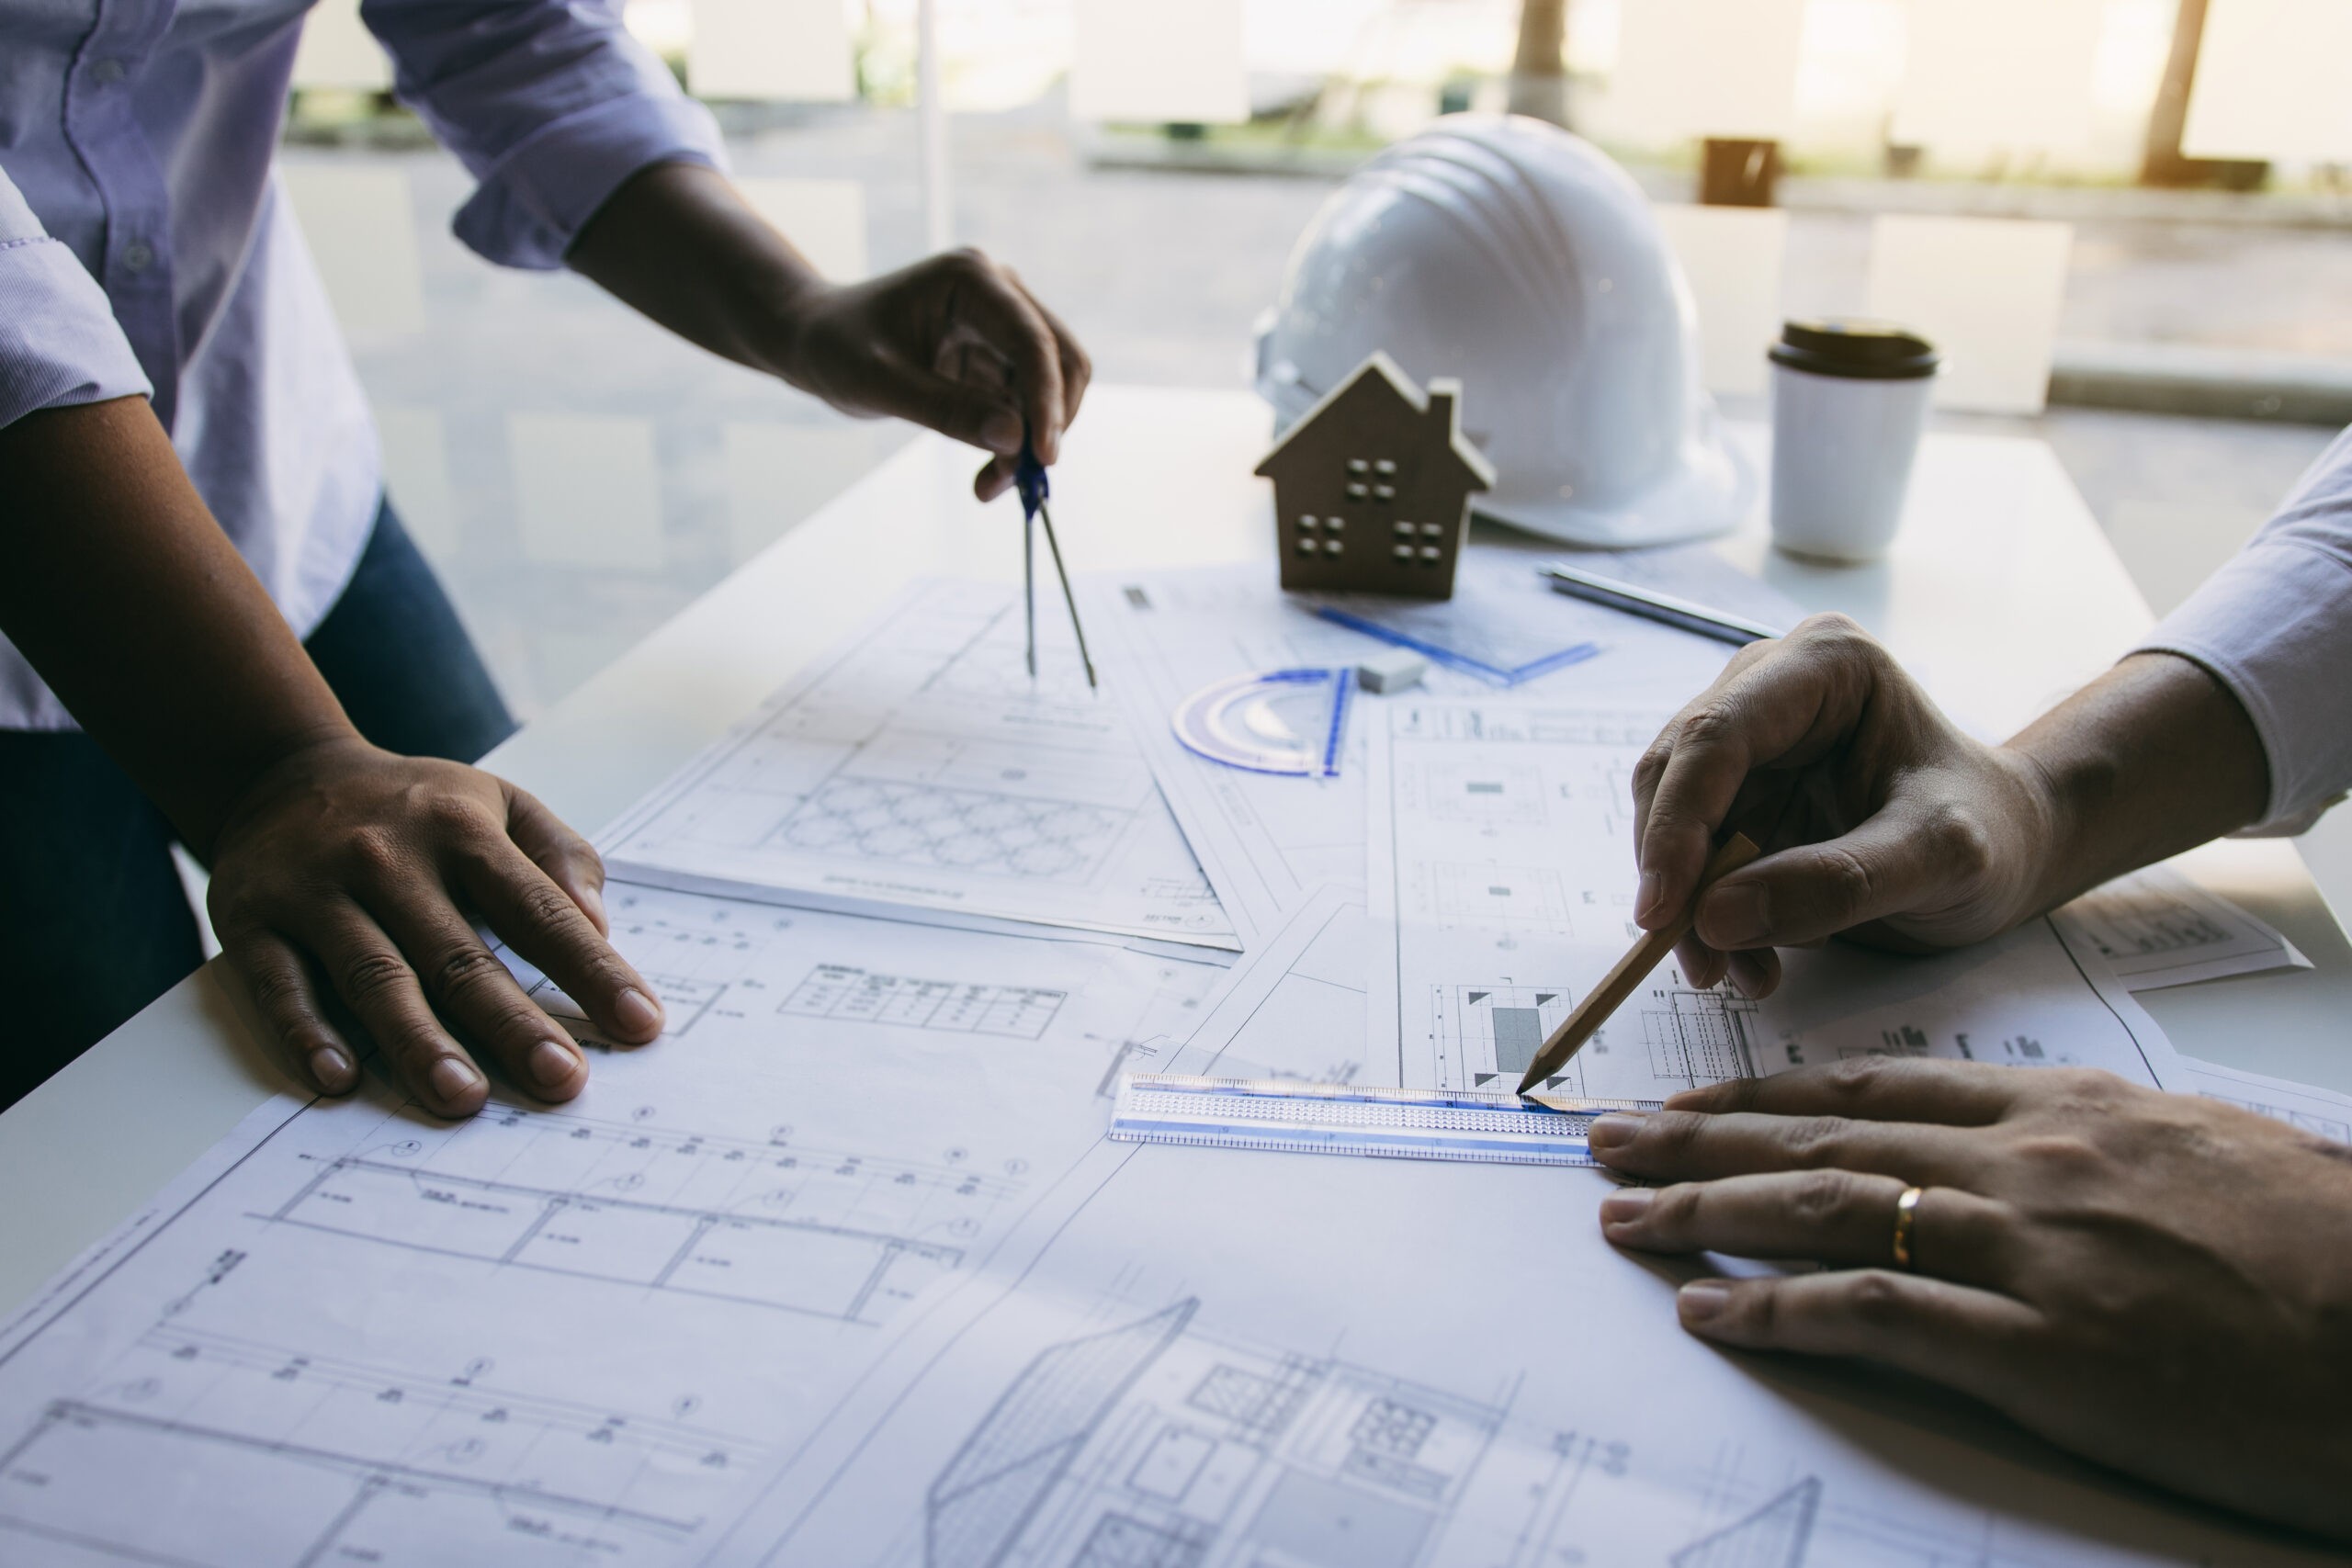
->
[568,161,820,381]
[2004,651,2268,914]
[0,398,356,856]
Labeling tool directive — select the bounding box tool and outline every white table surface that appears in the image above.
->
[4,385,2346,1319]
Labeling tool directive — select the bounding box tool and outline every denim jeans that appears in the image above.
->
[0,498,514,1108]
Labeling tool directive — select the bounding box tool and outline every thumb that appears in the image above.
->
[1692,802,1988,951]
[862,358,1026,457]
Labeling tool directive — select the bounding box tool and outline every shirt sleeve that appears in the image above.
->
[2133,423,2352,835]
[360,0,728,270]
[0,166,153,430]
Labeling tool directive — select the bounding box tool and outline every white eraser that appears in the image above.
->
[1357,649,1428,694]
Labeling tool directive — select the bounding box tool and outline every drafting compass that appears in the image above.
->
[1015,439,1098,691]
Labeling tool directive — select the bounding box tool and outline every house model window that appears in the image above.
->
[1253,352,1496,601]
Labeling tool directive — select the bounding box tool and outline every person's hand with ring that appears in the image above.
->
[1587,1055,2352,1541]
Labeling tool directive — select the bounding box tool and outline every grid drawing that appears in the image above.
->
[772,777,1127,885]
[780,964,1068,1039]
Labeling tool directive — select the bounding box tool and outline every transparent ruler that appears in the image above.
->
[1108,1075,1664,1168]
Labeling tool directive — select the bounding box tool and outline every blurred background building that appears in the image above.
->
[277,0,2352,893]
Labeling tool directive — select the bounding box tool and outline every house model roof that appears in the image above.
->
[1253,351,1498,490]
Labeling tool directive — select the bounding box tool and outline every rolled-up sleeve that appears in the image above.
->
[2135,424,2352,835]
[0,168,153,430]
[362,0,727,270]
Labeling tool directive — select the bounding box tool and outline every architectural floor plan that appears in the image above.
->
[0,885,1223,1567]
[603,580,1237,949]
[1363,698,2186,1094]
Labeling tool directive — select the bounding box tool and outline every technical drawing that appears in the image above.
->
[781,964,1069,1039]
[1634,986,1761,1085]
[257,1104,1016,1325]
[1431,986,1573,1087]
[776,777,1127,885]
[517,887,802,1042]
[1419,762,1548,828]
[0,1324,754,1567]
[601,580,1236,948]
[1672,1478,1819,1568]
[1426,863,1571,928]
[923,1299,1508,1568]
[2199,1091,2352,1145]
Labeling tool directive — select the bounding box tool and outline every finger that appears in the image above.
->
[503,784,609,934]
[974,452,1019,502]
[1725,947,1781,998]
[1007,271,1091,438]
[1673,1269,2047,1410]
[1665,1055,2027,1125]
[881,359,1026,457]
[1600,1171,2015,1286]
[1692,795,1996,951]
[226,930,359,1095]
[457,837,664,1048]
[1585,1106,1984,1187]
[360,886,590,1103]
[311,904,489,1117]
[942,252,1066,460]
[1633,617,1880,927]
[1672,932,1727,990]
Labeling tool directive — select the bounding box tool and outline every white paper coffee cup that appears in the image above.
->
[1768,319,1940,564]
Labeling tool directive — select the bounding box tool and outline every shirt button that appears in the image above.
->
[121,242,154,273]
[90,58,126,85]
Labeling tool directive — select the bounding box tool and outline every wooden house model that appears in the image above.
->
[1254,352,1497,599]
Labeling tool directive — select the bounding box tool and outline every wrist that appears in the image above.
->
[197,722,370,863]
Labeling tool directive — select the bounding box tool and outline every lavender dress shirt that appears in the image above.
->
[0,0,721,729]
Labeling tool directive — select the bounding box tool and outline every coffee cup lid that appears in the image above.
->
[1770,318,1940,381]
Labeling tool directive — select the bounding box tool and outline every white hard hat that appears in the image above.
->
[1253,114,1754,548]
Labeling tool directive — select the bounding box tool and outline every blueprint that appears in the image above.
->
[1081,541,1779,947]
[2178,1055,2352,1144]
[604,580,1238,951]
[1364,697,2186,1094]
[722,1086,2331,1568]
[0,883,1223,1568]
[2053,865,2310,992]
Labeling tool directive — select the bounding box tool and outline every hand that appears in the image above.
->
[1588,1057,2352,1541]
[1631,615,2057,998]
[204,737,665,1116]
[771,248,1092,502]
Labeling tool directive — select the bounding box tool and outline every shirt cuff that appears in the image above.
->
[0,235,154,430]
[2134,536,2352,835]
[451,91,727,270]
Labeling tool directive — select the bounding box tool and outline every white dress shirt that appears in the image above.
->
[2138,423,2352,833]
[0,0,723,729]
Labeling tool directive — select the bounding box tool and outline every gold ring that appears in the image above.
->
[1891,1185,1924,1271]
